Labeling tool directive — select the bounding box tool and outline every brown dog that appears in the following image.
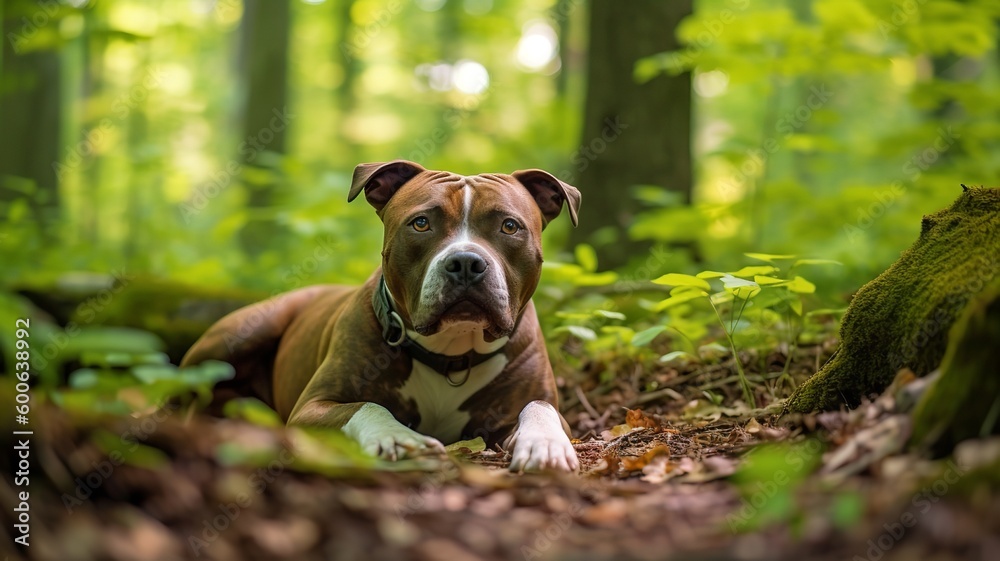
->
[182,160,581,471]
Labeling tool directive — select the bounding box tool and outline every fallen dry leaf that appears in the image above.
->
[626,407,662,430]
[620,444,671,472]
[640,455,679,484]
[675,455,739,483]
[600,423,634,441]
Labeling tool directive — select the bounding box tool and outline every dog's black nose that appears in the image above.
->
[444,252,488,285]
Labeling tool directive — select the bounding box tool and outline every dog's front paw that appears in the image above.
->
[343,403,445,461]
[507,401,579,473]
[361,426,445,461]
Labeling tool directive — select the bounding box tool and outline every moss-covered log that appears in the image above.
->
[786,186,999,412]
[910,277,1000,454]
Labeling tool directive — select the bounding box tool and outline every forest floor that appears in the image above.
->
[3,337,1000,561]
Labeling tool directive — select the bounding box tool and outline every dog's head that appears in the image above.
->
[348,160,580,340]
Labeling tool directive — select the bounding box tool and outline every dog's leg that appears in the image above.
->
[291,401,445,461]
[505,400,579,472]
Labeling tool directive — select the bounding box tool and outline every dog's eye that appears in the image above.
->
[501,219,520,235]
[412,217,430,232]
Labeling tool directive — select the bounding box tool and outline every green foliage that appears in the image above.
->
[645,255,838,406]
[541,245,839,407]
[728,440,824,532]
[53,355,234,416]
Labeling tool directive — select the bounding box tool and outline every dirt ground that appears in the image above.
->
[3,342,999,561]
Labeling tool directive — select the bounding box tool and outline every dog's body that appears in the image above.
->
[182,161,581,471]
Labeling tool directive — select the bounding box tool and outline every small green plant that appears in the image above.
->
[53,354,235,416]
[648,253,839,408]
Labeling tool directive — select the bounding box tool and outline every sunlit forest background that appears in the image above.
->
[5,0,997,292]
[2,1,1000,559]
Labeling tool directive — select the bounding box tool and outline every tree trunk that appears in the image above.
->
[237,0,290,257]
[0,1,63,238]
[568,0,692,269]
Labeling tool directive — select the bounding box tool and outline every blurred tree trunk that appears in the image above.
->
[237,0,290,258]
[336,0,358,113]
[80,6,106,245]
[0,1,63,239]
[335,0,358,164]
[552,0,572,97]
[568,0,692,269]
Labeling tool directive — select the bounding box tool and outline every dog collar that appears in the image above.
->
[372,276,506,386]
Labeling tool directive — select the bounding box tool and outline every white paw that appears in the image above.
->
[507,401,579,473]
[361,426,445,461]
[343,403,445,461]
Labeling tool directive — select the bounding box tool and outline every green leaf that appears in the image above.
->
[754,275,789,286]
[600,326,635,340]
[696,270,727,279]
[68,369,99,389]
[785,276,816,294]
[720,274,760,299]
[804,308,848,317]
[789,298,803,316]
[92,429,169,469]
[224,398,283,428]
[445,437,486,455]
[574,271,619,286]
[132,364,178,385]
[702,390,724,405]
[652,273,711,291]
[594,310,626,320]
[793,259,842,267]
[554,325,597,341]
[653,289,708,311]
[631,325,667,347]
[745,253,797,263]
[728,265,778,278]
[554,311,593,321]
[659,350,696,364]
[574,244,598,273]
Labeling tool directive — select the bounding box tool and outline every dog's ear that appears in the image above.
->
[348,160,426,211]
[511,169,581,227]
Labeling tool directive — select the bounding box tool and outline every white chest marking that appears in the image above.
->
[398,354,507,444]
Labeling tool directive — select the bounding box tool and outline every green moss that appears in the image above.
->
[910,276,1000,453]
[786,187,1000,412]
